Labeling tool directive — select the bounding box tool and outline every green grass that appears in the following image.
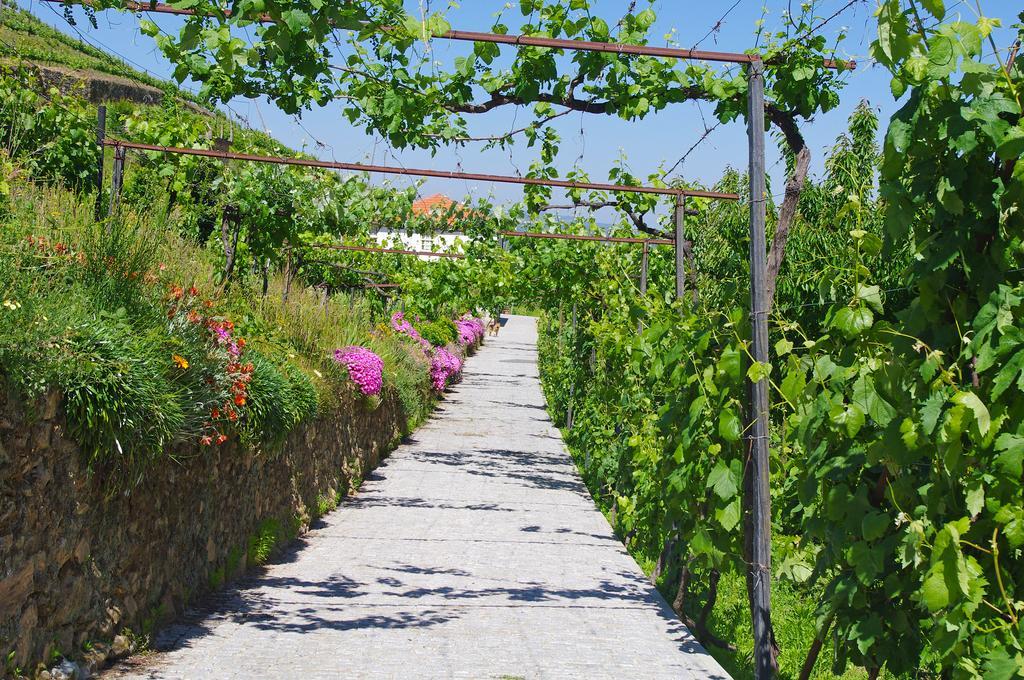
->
[0,183,435,485]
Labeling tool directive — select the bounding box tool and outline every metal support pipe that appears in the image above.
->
[500,230,673,245]
[101,139,738,201]
[94,105,105,222]
[640,241,649,295]
[746,58,774,680]
[638,241,650,334]
[674,194,686,301]
[109,144,125,217]
[44,0,853,69]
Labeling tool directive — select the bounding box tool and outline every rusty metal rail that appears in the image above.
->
[46,0,852,69]
[103,139,737,200]
[302,243,465,259]
[499,231,672,245]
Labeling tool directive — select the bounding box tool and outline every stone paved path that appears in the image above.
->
[107,315,730,680]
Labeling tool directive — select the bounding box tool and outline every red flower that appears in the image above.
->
[200,435,213,446]
[188,286,200,297]
[216,434,228,445]
[211,407,221,419]
[169,285,184,301]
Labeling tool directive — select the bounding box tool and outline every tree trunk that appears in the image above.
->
[799,612,834,680]
[220,205,241,288]
[696,569,736,651]
[764,111,812,310]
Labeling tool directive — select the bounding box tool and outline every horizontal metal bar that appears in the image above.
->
[499,230,672,245]
[105,139,739,200]
[47,0,851,69]
[302,243,465,259]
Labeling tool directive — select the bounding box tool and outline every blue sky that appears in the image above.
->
[15,0,1023,217]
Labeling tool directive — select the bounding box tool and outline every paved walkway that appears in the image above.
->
[107,315,729,680]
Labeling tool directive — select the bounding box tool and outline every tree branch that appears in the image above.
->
[765,106,811,310]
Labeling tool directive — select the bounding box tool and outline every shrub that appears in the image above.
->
[417,319,457,347]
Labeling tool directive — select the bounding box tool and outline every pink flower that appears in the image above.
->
[429,348,463,392]
[390,311,431,352]
[332,346,385,396]
[455,317,485,346]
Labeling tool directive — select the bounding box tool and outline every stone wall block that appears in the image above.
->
[0,385,409,670]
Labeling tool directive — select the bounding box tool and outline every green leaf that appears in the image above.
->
[862,511,890,541]
[965,480,985,518]
[718,408,742,443]
[920,0,945,20]
[855,284,884,314]
[717,498,742,532]
[775,338,794,356]
[832,402,866,437]
[995,433,1024,477]
[832,306,874,338]
[921,563,952,611]
[707,460,738,500]
[952,391,990,436]
[746,361,772,382]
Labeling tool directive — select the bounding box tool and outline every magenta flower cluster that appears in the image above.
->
[390,311,431,352]
[455,317,485,346]
[332,346,384,396]
[430,347,463,392]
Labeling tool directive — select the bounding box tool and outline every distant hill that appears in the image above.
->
[0,0,209,113]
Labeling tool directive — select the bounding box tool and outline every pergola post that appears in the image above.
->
[639,241,649,295]
[674,193,686,301]
[746,57,774,680]
[109,144,125,216]
[94,104,106,222]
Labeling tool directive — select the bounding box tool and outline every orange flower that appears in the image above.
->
[211,407,221,419]
[172,354,189,369]
[216,434,229,445]
[200,435,213,446]
[188,286,199,297]
[187,310,202,324]
[234,394,246,407]
[169,285,184,301]
[227,409,238,422]
[203,300,213,309]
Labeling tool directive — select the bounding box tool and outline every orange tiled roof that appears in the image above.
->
[412,194,459,216]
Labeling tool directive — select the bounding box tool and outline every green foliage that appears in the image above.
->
[416,319,457,347]
[247,518,282,566]
[0,67,97,188]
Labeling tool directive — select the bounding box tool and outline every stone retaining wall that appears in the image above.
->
[0,385,408,676]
